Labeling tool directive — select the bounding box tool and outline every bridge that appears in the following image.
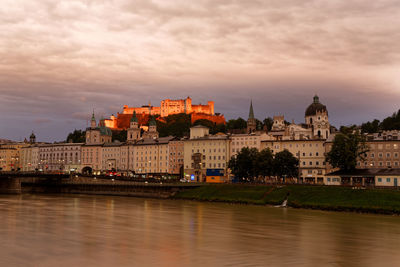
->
[0,172,201,197]
[0,172,69,194]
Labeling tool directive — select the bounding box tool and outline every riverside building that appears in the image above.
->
[183,125,230,182]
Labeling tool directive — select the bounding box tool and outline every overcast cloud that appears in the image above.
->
[1,0,399,141]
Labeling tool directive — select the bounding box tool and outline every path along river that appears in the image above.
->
[1,194,400,267]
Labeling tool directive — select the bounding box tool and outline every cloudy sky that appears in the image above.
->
[1,0,399,141]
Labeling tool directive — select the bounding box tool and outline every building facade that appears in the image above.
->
[38,143,83,173]
[0,143,26,171]
[184,126,230,182]
[261,139,326,183]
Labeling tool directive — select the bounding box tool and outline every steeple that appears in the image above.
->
[247,100,256,133]
[130,111,138,123]
[90,110,96,128]
[248,100,255,120]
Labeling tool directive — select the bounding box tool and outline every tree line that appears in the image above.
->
[361,109,400,133]
[228,147,299,182]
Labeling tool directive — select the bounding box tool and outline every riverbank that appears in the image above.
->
[173,184,400,215]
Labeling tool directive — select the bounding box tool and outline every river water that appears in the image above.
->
[1,194,400,267]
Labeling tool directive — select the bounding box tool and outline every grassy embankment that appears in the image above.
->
[174,184,400,214]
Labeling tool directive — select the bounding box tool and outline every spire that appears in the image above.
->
[130,111,138,123]
[90,110,96,128]
[248,100,255,120]
[313,95,320,104]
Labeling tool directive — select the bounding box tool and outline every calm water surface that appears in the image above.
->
[1,194,400,267]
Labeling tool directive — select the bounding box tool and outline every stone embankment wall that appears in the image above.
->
[20,177,199,198]
[0,177,21,194]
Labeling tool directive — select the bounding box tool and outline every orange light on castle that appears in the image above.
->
[104,97,225,130]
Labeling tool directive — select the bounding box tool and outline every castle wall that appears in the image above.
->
[106,98,220,130]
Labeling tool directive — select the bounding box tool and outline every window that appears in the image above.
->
[378,178,382,182]
[327,178,331,182]
[387,178,391,182]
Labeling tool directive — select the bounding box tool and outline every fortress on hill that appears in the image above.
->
[104,97,225,130]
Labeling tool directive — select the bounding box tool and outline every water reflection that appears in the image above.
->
[1,194,400,266]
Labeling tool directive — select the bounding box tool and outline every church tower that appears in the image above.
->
[90,111,96,128]
[29,131,36,144]
[247,100,256,133]
[143,116,159,139]
[127,111,141,142]
[85,112,112,144]
[305,95,330,139]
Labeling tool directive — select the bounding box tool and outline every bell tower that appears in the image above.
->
[247,100,256,133]
[127,111,141,142]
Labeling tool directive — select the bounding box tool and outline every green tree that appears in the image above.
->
[226,117,247,132]
[112,130,127,142]
[263,117,273,131]
[361,119,380,133]
[66,129,86,143]
[326,128,369,171]
[359,109,400,133]
[273,149,299,178]
[193,119,214,129]
[194,119,227,134]
[256,148,274,177]
[380,110,400,131]
[157,113,192,137]
[228,147,259,181]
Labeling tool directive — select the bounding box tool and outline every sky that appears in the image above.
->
[1,0,400,142]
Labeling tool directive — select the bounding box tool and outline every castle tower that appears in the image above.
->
[247,100,256,133]
[207,101,215,115]
[29,131,36,144]
[127,111,141,142]
[305,95,330,139]
[184,96,192,114]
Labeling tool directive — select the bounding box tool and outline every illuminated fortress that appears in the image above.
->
[104,97,225,130]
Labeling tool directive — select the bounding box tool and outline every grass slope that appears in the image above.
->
[174,184,288,205]
[174,184,400,214]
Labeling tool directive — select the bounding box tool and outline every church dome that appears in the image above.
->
[305,95,328,117]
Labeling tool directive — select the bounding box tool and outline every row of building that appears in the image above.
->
[2,95,400,185]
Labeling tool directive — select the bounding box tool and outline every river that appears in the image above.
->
[1,194,400,267]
